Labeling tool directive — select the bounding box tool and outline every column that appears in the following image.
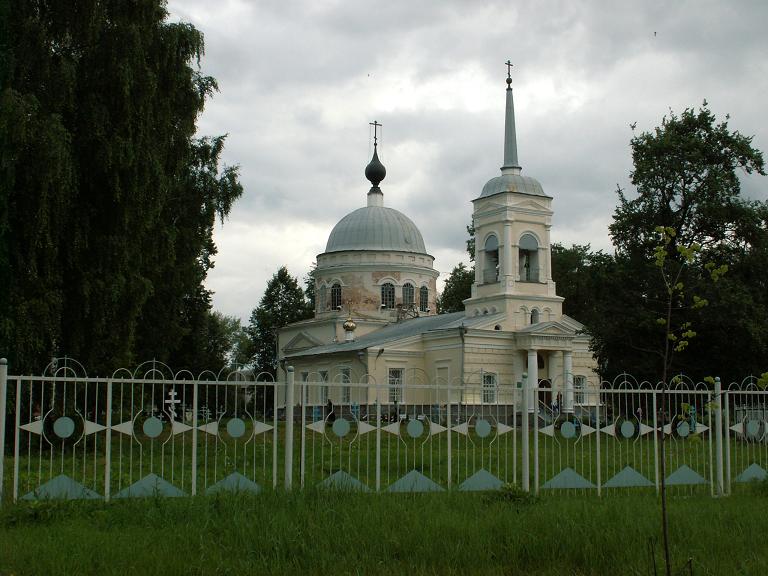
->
[563,350,574,414]
[527,349,537,413]
[475,248,483,284]
[503,222,513,282]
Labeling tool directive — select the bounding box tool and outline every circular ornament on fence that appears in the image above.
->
[561,421,576,439]
[620,421,635,438]
[53,416,75,439]
[227,417,246,439]
[676,421,690,438]
[745,419,761,439]
[407,419,424,438]
[143,416,163,438]
[475,419,492,439]
[332,418,350,438]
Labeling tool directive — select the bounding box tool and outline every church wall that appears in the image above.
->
[315,249,438,317]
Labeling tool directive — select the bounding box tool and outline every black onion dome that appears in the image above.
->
[365,146,386,188]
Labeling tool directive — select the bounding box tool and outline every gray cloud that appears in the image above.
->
[168,0,768,321]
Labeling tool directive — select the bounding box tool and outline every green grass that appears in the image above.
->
[1,486,767,575]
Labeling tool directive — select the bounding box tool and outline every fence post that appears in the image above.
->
[376,397,381,492]
[715,377,724,496]
[191,377,199,496]
[285,367,295,491]
[521,372,529,492]
[446,387,452,490]
[0,358,7,507]
[105,379,113,501]
[723,387,731,495]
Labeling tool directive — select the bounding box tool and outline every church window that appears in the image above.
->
[482,372,497,403]
[318,285,327,311]
[531,309,539,324]
[319,370,329,403]
[519,233,539,282]
[301,371,309,404]
[419,286,429,312]
[388,368,403,403]
[574,376,586,404]
[340,367,351,403]
[381,283,395,309]
[483,235,499,283]
[331,283,342,309]
[402,283,415,307]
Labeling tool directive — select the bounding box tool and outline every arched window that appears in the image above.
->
[519,233,539,282]
[330,283,342,309]
[483,235,499,283]
[419,286,429,312]
[317,285,327,311]
[402,282,414,307]
[381,282,395,309]
[531,309,539,324]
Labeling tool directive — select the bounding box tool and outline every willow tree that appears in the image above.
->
[0,0,242,373]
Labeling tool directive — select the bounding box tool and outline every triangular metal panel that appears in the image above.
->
[541,467,595,489]
[497,422,513,436]
[665,465,706,485]
[662,423,673,435]
[357,421,376,436]
[452,422,469,436]
[600,424,616,437]
[428,421,446,436]
[253,420,273,435]
[639,423,655,436]
[604,466,654,488]
[580,423,596,437]
[306,420,326,434]
[386,469,444,493]
[735,463,767,483]
[539,424,555,437]
[114,473,186,498]
[21,474,101,500]
[84,420,106,435]
[198,421,218,435]
[112,420,134,436]
[381,421,401,435]
[458,469,504,492]
[20,420,44,435]
[205,472,261,495]
[171,421,191,435]
[318,470,371,492]
[730,422,743,434]
[693,423,709,434]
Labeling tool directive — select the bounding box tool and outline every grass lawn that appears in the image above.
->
[1,485,767,575]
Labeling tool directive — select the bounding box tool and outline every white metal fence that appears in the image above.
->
[1,358,766,503]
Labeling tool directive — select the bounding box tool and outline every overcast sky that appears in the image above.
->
[167,0,768,323]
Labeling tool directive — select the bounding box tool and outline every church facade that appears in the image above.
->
[278,70,598,412]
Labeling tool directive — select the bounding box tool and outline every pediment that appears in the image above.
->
[519,321,576,336]
[511,198,551,213]
[284,331,324,352]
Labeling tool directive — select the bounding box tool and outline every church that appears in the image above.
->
[278,67,598,413]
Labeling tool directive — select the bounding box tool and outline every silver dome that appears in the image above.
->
[325,206,427,254]
[479,173,547,198]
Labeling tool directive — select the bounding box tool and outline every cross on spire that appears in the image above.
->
[369,120,382,145]
[505,60,513,78]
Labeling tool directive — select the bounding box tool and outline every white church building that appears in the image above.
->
[278,68,598,412]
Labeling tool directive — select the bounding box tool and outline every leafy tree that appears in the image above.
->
[437,263,474,313]
[598,104,766,381]
[0,1,241,373]
[247,267,313,376]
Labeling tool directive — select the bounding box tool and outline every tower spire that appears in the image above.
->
[502,60,521,174]
[365,120,386,207]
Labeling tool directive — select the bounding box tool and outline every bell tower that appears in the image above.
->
[463,63,563,329]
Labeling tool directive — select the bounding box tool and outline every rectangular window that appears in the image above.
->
[301,371,309,404]
[574,375,585,404]
[340,367,351,404]
[388,368,403,403]
[319,370,329,403]
[482,372,497,403]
